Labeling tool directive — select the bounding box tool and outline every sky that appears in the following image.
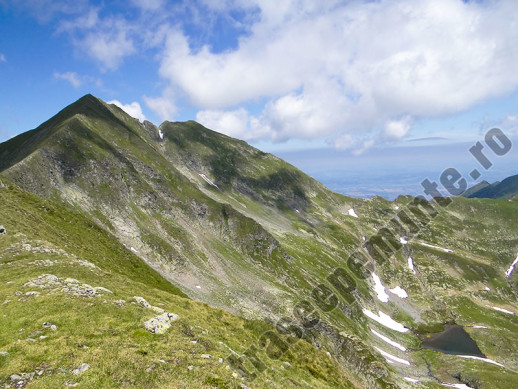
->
[1,0,518,198]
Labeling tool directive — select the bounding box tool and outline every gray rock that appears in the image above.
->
[144,313,179,334]
[200,354,213,359]
[133,296,151,308]
[72,363,90,375]
[0,351,8,357]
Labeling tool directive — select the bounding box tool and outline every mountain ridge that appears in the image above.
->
[1,95,518,388]
[463,174,518,200]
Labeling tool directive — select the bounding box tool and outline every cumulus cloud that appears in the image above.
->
[197,108,250,139]
[58,10,135,71]
[384,117,413,141]
[54,71,81,88]
[108,100,146,122]
[143,94,177,121]
[10,0,518,151]
[154,0,518,150]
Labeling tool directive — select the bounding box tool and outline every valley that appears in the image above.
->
[0,95,517,388]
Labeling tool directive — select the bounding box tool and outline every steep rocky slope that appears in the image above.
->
[0,179,353,388]
[1,95,518,388]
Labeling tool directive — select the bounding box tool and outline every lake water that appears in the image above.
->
[421,325,485,357]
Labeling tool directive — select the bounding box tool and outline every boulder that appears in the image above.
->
[144,313,179,334]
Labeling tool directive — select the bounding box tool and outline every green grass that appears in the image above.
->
[0,180,355,388]
[2,95,518,388]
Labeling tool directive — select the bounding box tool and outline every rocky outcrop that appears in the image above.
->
[144,313,179,334]
[24,274,112,298]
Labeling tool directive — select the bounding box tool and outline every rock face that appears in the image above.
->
[2,94,518,388]
[25,274,111,298]
[133,296,151,308]
[144,313,179,334]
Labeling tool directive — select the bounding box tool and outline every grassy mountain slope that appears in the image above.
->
[0,95,296,319]
[1,95,518,388]
[0,179,354,388]
[463,174,518,200]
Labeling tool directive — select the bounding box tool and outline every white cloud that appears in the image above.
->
[196,108,250,139]
[54,71,81,88]
[0,53,6,63]
[154,0,518,150]
[384,117,413,141]
[500,114,518,134]
[58,10,135,71]
[84,30,134,70]
[143,94,177,121]
[108,100,146,122]
[12,0,518,150]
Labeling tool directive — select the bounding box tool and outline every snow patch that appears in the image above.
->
[348,208,358,218]
[371,328,406,351]
[389,286,408,299]
[158,129,164,140]
[456,355,504,367]
[403,377,419,383]
[372,273,389,302]
[199,174,219,189]
[130,247,139,254]
[420,242,453,253]
[485,286,491,291]
[473,325,487,329]
[487,305,515,315]
[196,285,201,289]
[374,346,410,366]
[407,257,416,274]
[400,237,408,245]
[363,309,409,333]
[505,252,518,278]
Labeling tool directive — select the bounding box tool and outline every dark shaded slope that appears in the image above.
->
[464,174,518,199]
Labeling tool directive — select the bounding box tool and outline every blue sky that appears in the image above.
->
[1,0,518,197]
